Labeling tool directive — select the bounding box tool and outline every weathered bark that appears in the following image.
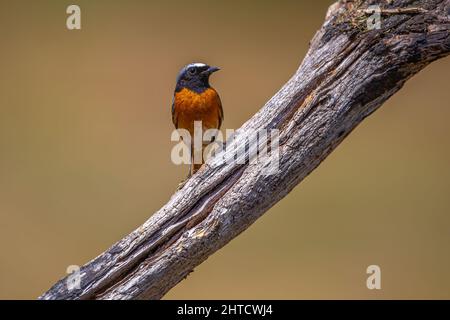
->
[40,0,450,300]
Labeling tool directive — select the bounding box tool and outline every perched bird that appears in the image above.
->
[172,62,223,176]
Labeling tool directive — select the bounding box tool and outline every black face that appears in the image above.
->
[175,63,220,93]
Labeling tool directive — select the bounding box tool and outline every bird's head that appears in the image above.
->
[175,62,220,93]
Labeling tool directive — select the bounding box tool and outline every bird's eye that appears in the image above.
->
[188,68,197,76]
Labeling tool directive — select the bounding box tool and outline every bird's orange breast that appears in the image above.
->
[172,87,222,136]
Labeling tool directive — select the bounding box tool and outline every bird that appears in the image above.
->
[171,62,223,177]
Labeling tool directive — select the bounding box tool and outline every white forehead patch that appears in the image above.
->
[189,62,207,68]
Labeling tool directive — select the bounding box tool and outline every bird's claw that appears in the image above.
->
[175,174,191,191]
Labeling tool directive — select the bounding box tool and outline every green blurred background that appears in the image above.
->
[0,0,449,299]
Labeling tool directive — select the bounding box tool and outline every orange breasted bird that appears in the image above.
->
[172,62,223,176]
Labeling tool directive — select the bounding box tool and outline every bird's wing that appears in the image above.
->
[217,92,224,129]
[171,95,178,128]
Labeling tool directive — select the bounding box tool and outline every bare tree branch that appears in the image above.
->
[40,0,450,300]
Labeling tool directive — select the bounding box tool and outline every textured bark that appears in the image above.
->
[40,0,450,300]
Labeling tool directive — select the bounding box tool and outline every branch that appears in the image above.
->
[40,0,450,300]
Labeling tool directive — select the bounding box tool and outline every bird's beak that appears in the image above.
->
[203,66,220,75]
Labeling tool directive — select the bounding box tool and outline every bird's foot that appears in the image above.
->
[176,179,187,191]
[175,173,192,191]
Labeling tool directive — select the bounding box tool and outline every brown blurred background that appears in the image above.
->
[0,0,449,299]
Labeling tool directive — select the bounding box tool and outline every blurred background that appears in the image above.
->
[0,0,449,299]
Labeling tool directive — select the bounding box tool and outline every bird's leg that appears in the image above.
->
[190,143,196,177]
[175,145,194,191]
[192,142,204,175]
